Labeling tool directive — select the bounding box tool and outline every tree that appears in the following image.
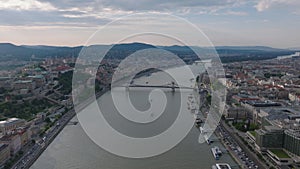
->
[45,117,51,123]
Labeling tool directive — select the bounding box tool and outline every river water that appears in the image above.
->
[31,65,237,169]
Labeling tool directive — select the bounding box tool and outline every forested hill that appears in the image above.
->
[0,42,296,63]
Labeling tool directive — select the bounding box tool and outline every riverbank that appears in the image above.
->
[11,86,109,169]
[220,121,267,169]
[11,110,76,169]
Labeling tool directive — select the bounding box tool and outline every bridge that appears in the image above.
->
[121,82,195,92]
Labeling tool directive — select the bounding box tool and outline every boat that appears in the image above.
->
[199,127,214,144]
[214,146,222,156]
[195,118,203,124]
[211,163,232,169]
[195,118,203,127]
[211,147,220,160]
[193,110,201,118]
[200,127,205,133]
[205,135,213,144]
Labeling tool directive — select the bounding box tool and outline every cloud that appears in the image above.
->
[38,0,245,16]
[0,9,110,27]
[41,0,242,11]
[255,0,300,12]
[255,0,271,11]
[0,0,249,27]
[226,10,247,16]
[0,0,56,11]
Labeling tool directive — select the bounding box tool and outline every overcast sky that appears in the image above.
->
[0,0,299,48]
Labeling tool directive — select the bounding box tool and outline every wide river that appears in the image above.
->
[31,65,237,169]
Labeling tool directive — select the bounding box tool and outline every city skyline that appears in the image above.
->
[0,0,300,48]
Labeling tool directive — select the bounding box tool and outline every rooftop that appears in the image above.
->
[269,149,290,158]
[28,75,44,79]
[264,125,282,132]
[246,100,281,107]
[285,129,300,139]
[249,131,256,137]
[14,80,33,84]
[0,144,8,152]
[264,107,300,121]
[0,118,22,125]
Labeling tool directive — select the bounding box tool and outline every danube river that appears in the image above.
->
[31,65,237,169]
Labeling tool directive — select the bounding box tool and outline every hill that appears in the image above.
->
[0,42,295,63]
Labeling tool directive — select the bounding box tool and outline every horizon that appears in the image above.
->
[0,41,297,49]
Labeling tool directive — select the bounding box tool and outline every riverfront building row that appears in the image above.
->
[246,126,300,166]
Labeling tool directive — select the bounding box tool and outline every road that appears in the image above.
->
[220,121,268,169]
[11,87,109,169]
[11,110,75,169]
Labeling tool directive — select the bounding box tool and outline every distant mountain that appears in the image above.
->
[110,42,156,51]
[215,46,286,51]
[159,45,196,52]
[288,47,300,51]
[21,45,81,51]
[0,42,295,63]
[0,43,82,61]
[0,43,32,60]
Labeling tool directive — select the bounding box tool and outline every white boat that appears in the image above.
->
[200,127,214,144]
[204,135,213,144]
[200,127,205,133]
[211,147,220,160]
[214,146,222,155]
[212,163,232,169]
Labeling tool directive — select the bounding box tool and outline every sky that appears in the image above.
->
[0,0,300,48]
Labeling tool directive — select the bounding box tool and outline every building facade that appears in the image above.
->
[255,126,284,149]
[0,144,10,166]
[284,129,300,156]
[0,134,21,155]
[0,118,26,135]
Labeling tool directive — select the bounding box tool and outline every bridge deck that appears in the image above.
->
[121,84,194,89]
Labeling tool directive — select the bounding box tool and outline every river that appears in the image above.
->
[30,65,237,169]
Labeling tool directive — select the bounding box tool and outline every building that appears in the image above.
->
[255,125,284,151]
[0,134,21,155]
[16,128,29,147]
[0,77,13,89]
[29,126,40,138]
[289,93,300,103]
[53,65,73,74]
[284,129,300,156]
[13,80,36,90]
[252,109,268,125]
[246,131,256,144]
[232,94,260,103]
[224,106,248,120]
[244,100,281,107]
[0,118,26,135]
[266,149,293,166]
[0,144,10,166]
[27,75,46,88]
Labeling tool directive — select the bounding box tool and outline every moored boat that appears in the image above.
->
[211,147,220,160]
[211,163,232,169]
